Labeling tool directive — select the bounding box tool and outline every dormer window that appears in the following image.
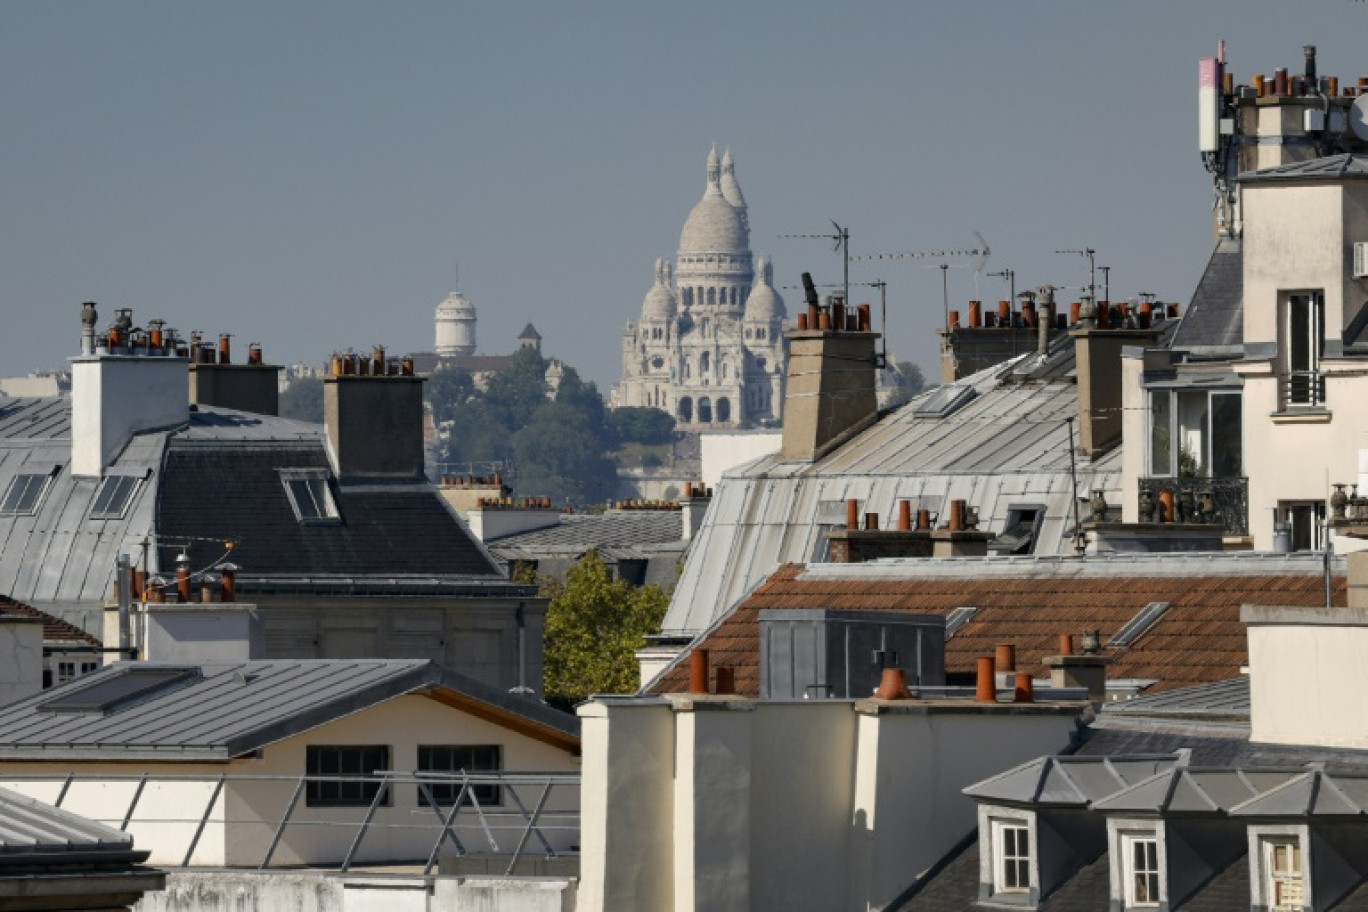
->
[990,817,1033,896]
[280,469,340,524]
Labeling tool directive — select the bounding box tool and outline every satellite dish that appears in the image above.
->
[1350,96,1368,141]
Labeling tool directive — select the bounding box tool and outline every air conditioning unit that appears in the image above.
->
[1356,242,1368,279]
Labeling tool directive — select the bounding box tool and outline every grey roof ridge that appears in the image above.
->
[431,665,579,739]
[1047,759,1089,805]
[798,550,1344,580]
[1227,771,1314,816]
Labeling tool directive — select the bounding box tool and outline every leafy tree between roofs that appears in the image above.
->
[537,549,669,708]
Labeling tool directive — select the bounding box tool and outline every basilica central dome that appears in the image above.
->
[678,146,749,256]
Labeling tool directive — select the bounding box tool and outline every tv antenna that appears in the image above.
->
[781,278,891,367]
[780,221,850,311]
[853,232,990,329]
[1055,248,1097,305]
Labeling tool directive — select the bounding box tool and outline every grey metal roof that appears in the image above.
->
[0,398,513,628]
[661,339,1131,634]
[963,754,1181,808]
[0,786,134,855]
[1171,237,1243,349]
[0,659,577,761]
[1103,676,1250,721]
[487,510,683,553]
[1090,767,1300,815]
[1239,152,1368,183]
[1229,770,1368,817]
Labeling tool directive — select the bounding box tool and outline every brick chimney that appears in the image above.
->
[780,281,879,463]
[70,305,190,477]
[324,351,425,479]
[1070,320,1160,461]
[189,341,281,416]
[939,300,1038,383]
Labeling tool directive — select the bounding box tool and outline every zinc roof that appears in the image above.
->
[0,659,578,761]
[0,786,137,858]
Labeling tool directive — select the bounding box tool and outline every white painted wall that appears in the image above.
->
[143,605,265,663]
[1234,179,1368,550]
[1245,603,1368,749]
[700,432,781,489]
[0,694,579,869]
[70,355,189,477]
[576,695,1081,912]
[1120,352,1146,524]
[466,509,562,542]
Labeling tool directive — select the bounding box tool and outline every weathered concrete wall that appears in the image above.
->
[137,871,576,912]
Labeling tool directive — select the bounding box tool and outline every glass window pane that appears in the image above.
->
[1150,392,1173,476]
[1177,391,1209,477]
[1211,393,1242,478]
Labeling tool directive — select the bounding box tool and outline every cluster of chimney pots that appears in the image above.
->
[329,346,415,377]
[947,297,1180,332]
[794,293,873,333]
[842,497,977,533]
[84,304,267,366]
[117,557,240,605]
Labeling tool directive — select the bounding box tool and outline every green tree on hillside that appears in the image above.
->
[542,550,669,707]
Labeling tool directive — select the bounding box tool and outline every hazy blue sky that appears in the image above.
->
[3,2,1367,390]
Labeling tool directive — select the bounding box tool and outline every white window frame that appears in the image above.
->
[981,812,1034,897]
[279,469,340,525]
[1121,831,1161,907]
[1280,290,1325,409]
[1249,825,1312,912]
[1265,835,1305,911]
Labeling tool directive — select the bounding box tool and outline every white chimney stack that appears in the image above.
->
[70,305,189,477]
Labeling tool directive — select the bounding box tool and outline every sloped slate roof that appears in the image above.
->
[648,556,1346,696]
[0,659,577,761]
[1091,767,1299,814]
[155,444,502,579]
[1239,152,1368,182]
[1171,237,1242,348]
[1230,771,1368,817]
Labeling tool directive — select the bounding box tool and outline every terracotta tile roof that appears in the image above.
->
[0,594,100,646]
[648,563,1346,697]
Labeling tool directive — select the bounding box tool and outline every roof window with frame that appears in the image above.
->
[279,468,340,524]
[0,466,59,516]
[37,666,200,714]
[89,473,145,520]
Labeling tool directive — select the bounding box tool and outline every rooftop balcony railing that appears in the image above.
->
[0,770,579,875]
[1136,476,1248,537]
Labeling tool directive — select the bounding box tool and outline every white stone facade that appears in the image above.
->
[434,290,476,357]
[612,148,787,430]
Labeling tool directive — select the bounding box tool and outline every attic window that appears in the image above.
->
[280,469,340,524]
[0,469,58,516]
[1109,602,1171,647]
[989,505,1044,556]
[912,384,977,418]
[89,475,142,520]
[944,606,979,639]
[38,667,199,714]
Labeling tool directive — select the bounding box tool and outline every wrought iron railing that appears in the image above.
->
[0,770,579,875]
[1280,370,1326,408]
[1136,476,1248,536]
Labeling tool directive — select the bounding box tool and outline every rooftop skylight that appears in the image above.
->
[89,475,142,520]
[1109,602,1172,648]
[38,667,199,714]
[0,469,57,516]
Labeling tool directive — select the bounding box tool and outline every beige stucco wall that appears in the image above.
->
[1120,353,1146,523]
[576,695,1081,912]
[0,694,579,868]
[1245,604,1368,749]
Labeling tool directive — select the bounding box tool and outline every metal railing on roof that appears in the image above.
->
[0,770,579,876]
[1136,476,1248,536]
